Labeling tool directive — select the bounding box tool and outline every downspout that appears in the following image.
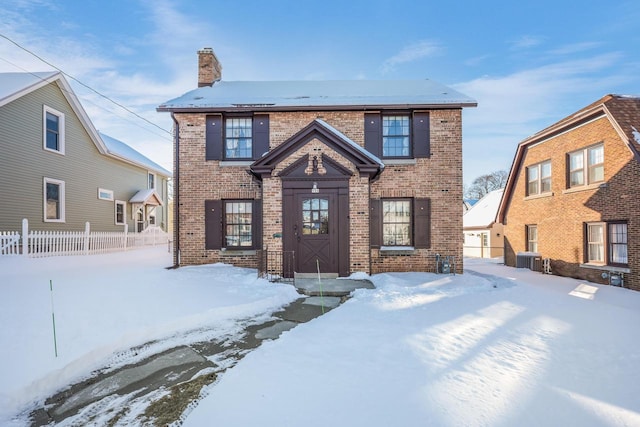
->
[171,112,180,268]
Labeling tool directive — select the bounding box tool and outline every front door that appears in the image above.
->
[294,191,338,273]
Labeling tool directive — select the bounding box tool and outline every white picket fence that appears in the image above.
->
[0,219,169,258]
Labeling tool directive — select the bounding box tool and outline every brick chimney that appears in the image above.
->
[198,47,222,87]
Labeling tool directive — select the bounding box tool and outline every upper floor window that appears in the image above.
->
[382,199,411,246]
[569,144,604,187]
[225,117,252,159]
[44,177,65,222]
[43,105,65,154]
[382,115,410,157]
[526,161,551,195]
[148,172,156,189]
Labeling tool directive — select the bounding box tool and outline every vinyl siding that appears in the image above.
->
[0,81,168,232]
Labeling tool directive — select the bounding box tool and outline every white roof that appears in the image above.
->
[0,71,58,106]
[100,133,171,177]
[159,79,477,111]
[129,189,163,205]
[463,189,504,228]
[314,119,384,168]
[0,72,170,178]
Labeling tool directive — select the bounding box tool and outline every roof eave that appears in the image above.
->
[157,101,478,113]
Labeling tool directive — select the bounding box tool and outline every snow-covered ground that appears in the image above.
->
[2,250,640,426]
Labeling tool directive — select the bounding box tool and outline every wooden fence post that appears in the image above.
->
[84,222,90,255]
[22,218,28,256]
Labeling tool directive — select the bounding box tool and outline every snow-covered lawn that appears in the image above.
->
[2,250,640,426]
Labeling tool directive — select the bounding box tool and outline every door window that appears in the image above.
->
[302,198,328,235]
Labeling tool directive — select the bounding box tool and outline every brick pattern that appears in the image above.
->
[503,116,639,290]
[174,109,464,275]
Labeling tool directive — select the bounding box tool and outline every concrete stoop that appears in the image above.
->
[27,279,373,426]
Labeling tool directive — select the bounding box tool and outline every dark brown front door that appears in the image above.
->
[293,191,338,273]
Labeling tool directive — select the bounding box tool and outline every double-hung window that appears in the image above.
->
[586,221,628,266]
[148,172,156,189]
[225,117,252,159]
[43,105,65,154]
[608,222,628,266]
[44,178,65,222]
[224,201,253,248]
[526,161,551,195]
[115,201,126,225]
[569,144,604,187]
[382,199,412,246]
[526,225,538,252]
[382,115,410,157]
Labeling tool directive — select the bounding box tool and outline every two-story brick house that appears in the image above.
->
[158,48,476,276]
[498,94,640,291]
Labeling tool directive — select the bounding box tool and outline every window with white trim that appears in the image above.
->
[586,222,605,263]
[526,225,538,252]
[527,161,551,195]
[43,105,65,154]
[44,178,65,222]
[569,144,604,187]
[148,172,156,189]
[98,188,114,201]
[115,200,126,225]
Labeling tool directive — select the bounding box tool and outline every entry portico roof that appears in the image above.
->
[251,119,383,180]
[129,189,163,206]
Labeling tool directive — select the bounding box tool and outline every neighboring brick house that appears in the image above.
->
[498,94,640,291]
[158,48,476,276]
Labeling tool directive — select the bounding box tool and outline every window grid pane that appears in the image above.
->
[225,202,252,247]
[302,198,329,235]
[382,200,411,246]
[225,118,252,159]
[382,116,410,157]
[46,112,59,151]
[609,223,628,264]
[587,224,604,262]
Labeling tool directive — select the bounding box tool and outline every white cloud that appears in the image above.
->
[381,40,441,74]
[510,35,543,50]
[455,53,627,184]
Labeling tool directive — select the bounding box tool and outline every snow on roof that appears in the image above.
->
[129,188,163,205]
[99,132,171,177]
[313,119,384,168]
[158,79,477,111]
[632,126,640,144]
[463,189,504,228]
[0,71,59,106]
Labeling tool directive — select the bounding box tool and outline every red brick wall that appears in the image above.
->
[173,109,465,275]
[503,116,639,290]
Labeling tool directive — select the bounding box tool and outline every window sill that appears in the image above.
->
[220,160,253,167]
[380,246,415,255]
[580,263,630,274]
[44,147,65,156]
[562,183,603,195]
[382,159,417,166]
[524,192,553,201]
[220,248,257,256]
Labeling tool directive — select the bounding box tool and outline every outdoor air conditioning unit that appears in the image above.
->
[516,252,542,272]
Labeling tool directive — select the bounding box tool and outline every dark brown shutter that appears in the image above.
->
[253,114,270,160]
[253,199,263,249]
[370,198,382,248]
[364,113,382,158]
[413,112,430,158]
[205,115,223,160]
[414,198,431,248]
[205,200,222,249]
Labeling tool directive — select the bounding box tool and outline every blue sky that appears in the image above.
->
[1,0,638,187]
